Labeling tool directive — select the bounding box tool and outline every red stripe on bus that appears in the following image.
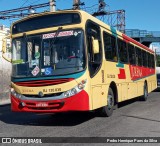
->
[122,34,154,53]
[129,65,155,80]
[15,78,74,87]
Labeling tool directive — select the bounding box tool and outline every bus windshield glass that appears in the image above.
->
[12,29,85,77]
[12,13,81,34]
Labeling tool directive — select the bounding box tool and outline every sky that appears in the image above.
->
[0,0,160,50]
[0,0,160,31]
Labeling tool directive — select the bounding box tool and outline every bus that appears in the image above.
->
[2,10,157,117]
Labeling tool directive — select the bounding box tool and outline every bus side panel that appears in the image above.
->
[127,82,138,99]
[137,81,144,96]
[116,63,128,102]
[91,85,108,110]
[147,75,157,93]
[124,64,138,99]
[105,61,127,102]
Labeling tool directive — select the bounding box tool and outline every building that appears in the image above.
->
[0,25,11,97]
[0,25,10,52]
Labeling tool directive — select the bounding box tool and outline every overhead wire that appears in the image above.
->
[27,0,46,6]
[20,0,30,8]
[26,0,50,13]
[1,0,101,20]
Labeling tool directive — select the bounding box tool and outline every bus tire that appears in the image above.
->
[98,87,114,117]
[140,82,148,101]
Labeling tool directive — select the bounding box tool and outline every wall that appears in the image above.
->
[0,26,11,104]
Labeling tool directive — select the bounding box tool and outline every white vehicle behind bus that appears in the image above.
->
[156,67,160,88]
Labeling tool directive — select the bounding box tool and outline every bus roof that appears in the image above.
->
[12,10,154,54]
[78,10,154,54]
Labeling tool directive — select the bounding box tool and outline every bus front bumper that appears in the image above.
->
[11,90,89,113]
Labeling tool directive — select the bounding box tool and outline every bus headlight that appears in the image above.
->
[11,88,23,99]
[71,88,77,95]
[11,88,17,96]
[64,91,70,98]
[78,79,87,90]
[63,79,87,98]
[78,83,84,90]
[17,94,22,99]
[11,88,15,93]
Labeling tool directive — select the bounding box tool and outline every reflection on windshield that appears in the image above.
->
[12,29,85,77]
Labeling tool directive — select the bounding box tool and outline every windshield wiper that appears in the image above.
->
[51,26,63,45]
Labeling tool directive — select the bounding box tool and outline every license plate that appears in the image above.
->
[36,102,48,107]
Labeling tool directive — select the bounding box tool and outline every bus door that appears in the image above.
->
[86,21,106,110]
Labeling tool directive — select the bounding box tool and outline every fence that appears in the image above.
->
[0,52,11,104]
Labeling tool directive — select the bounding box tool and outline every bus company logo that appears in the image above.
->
[129,65,142,80]
[43,31,73,39]
[22,89,34,93]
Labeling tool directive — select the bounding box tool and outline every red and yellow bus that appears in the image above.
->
[3,10,157,116]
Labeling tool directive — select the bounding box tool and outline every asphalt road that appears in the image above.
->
[0,90,160,146]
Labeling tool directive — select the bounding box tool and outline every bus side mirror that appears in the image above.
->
[92,38,99,54]
[2,35,12,62]
[2,38,7,53]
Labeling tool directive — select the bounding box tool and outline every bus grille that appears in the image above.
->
[14,78,74,87]
[24,92,62,98]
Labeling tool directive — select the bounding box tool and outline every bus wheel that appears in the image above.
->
[98,87,114,117]
[140,82,148,101]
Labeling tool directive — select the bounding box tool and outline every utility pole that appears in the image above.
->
[98,0,106,11]
[73,0,80,10]
[49,0,56,12]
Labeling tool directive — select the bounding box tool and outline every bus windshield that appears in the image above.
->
[12,29,85,77]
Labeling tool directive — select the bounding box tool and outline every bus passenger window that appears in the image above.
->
[128,44,136,65]
[148,53,152,68]
[145,52,148,67]
[151,54,155,68]
[117,39,128,63]
[136,47,142,66]
[113,55,118,62]
[103,32,117,62]
[142,50,146,67]
[138,49,142,66]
